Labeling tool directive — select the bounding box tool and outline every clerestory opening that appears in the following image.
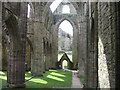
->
[62,5,70,14]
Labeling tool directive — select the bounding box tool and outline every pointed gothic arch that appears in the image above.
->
[54,17,79,69]
[57,53,73,69]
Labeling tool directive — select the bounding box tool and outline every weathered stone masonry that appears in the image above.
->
[3,3,28,88]
[1,1,120,89]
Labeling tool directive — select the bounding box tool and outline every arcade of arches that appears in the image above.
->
[0,1,120,89]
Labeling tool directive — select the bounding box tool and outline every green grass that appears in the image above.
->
[0,71,7,88]
[79,77,86,84]
[0,70,72,88]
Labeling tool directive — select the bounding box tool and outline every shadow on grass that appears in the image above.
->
[0,79,7,88]
[1,70,72,89]
[26,70,72,88]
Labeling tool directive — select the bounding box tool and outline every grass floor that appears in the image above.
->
[0,70,72,88]
[80,77,86,84]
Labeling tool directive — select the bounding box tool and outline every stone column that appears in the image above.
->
[0,1,2,71]
[0,1,2,89]
[78,2,88,87]
[49,45,53,69]
[31,22,44,76]
[54,29,58,69]
[41,39,45,72]
[31,3,44,76]
[45,45,50,70]
[73,25,79,69]
[5,3,27,88]
[116,2,120,88]
[51,31,56,69]
[45,55,49,70]
[78,15,87,78]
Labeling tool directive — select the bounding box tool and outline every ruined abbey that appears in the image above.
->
[0,0,120,89]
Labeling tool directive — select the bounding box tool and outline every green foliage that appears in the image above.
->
[58,28,73,51]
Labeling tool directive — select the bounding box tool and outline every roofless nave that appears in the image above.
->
[0,0,120,89]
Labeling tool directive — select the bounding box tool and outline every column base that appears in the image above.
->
[49,68,57,70]
[43,71,46,73]
[7,83,25,88]
[45,69,49,71]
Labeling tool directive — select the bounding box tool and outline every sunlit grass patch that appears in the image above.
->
[50,72,66,77]
[26,70,72,88]
[0,71,7,88]
[0,71,6,75]
[29,78,48,84]
[47,75,64,82]
[1,70,72,88]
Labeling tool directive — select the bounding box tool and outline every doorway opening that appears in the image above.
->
[62,60,68,69]
[58,20,73,62]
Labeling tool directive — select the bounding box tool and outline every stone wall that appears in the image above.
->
[0,2,2,89]
[1,1,119,88]
[81,2,116,88]
[98,2,116,88]
[54,2,77,15]
[115,2,120,88]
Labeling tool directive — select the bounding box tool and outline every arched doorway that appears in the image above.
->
[62,60,68,69]
[58,19,73,62]
[55,18,78,69]
[57,53,73,70]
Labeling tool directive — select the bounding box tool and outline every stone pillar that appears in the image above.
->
[78,15,87,79]
[45,56,49,70]
[54,29,58,69]
[50,45,54,69]
[43,55,46,72]
[72,26,79,69]
[51,25,58,69]
[5,3,27,88]
[45,44,51,70]
[85,2,98,88]
[31,22,43,76]
[0,1,2,89]
[48,45,52,69]
[31,3,44,76]
[76,4,87,86]
[44,42,48,70]
[41,39,45,72]
[116,2,120,88]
